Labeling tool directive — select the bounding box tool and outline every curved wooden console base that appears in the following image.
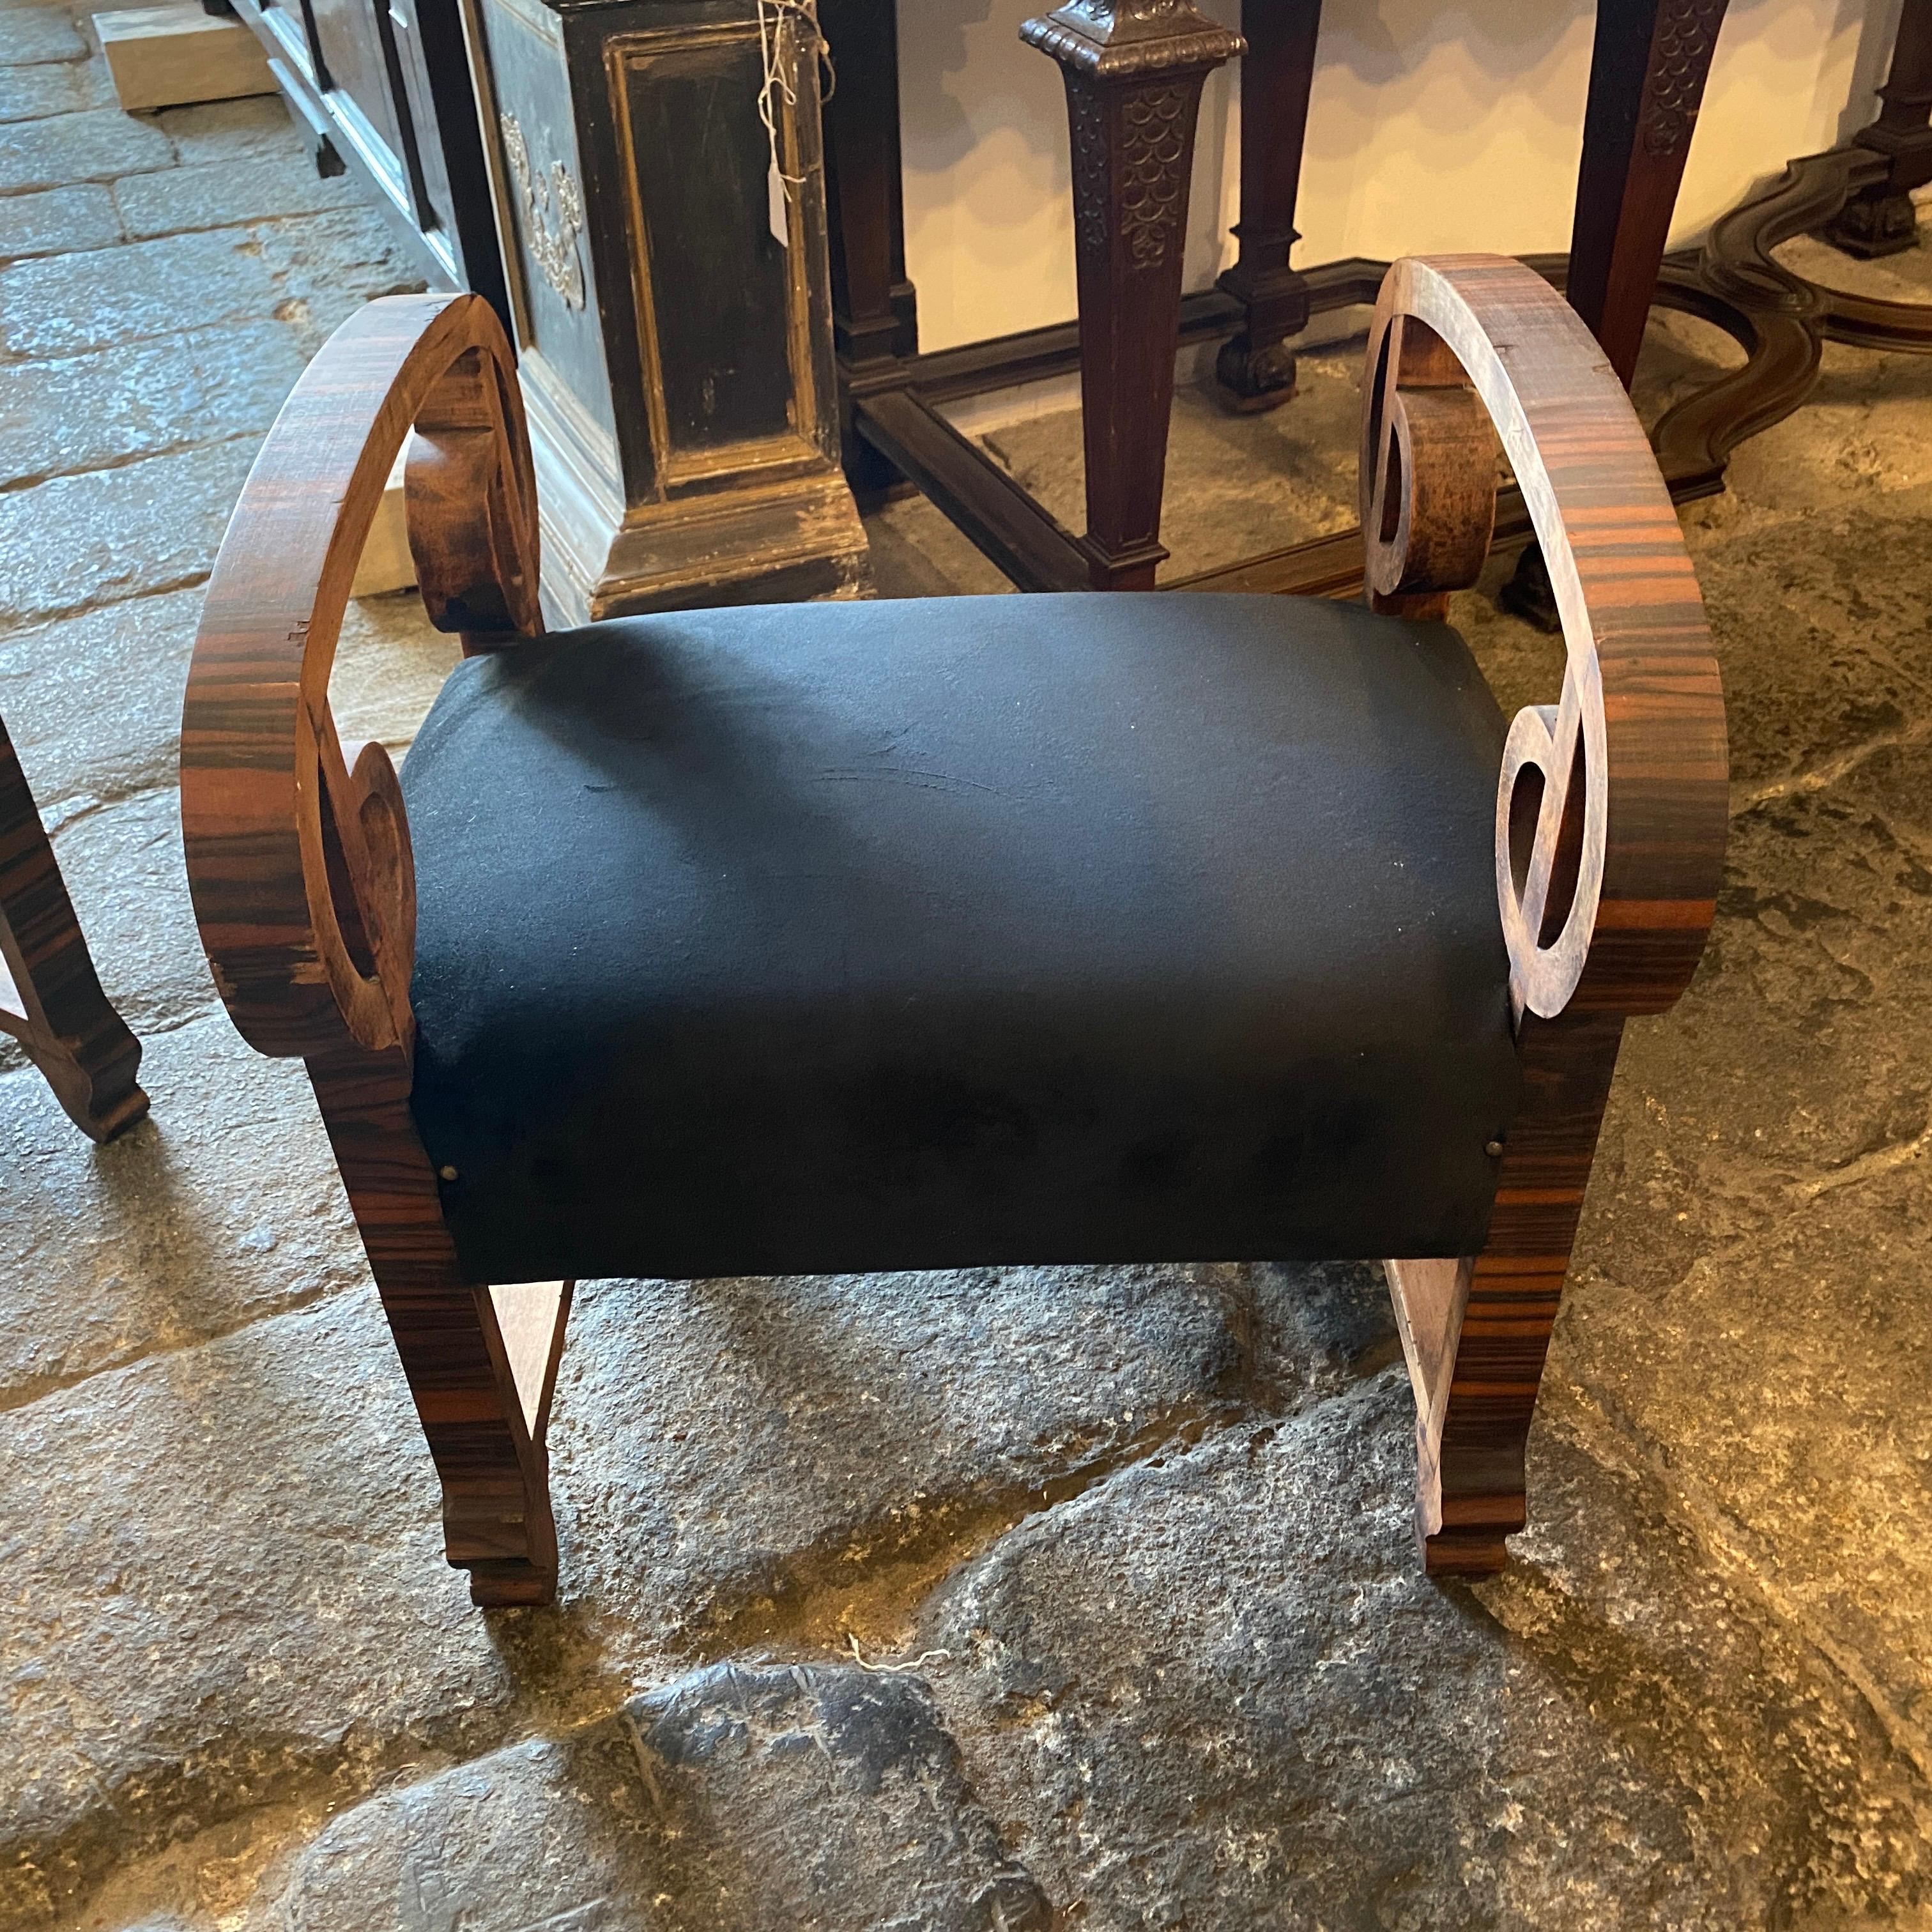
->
[1,709,146,1142]
[1702,144,1932,358]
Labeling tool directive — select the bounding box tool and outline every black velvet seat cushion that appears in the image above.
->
[400,594,1519,1285]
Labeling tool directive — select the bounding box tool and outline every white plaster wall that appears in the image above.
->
[890,0,1908,352]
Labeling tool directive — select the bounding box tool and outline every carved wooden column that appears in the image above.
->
[1502,0,1728,627]
[463,0,868,620]
[1823,0,1932,256]
[1023,1,1242,590]
[1215,0,1322,412]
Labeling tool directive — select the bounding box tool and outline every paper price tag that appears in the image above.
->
[767,154,789,249]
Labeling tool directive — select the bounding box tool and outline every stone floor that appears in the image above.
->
[6,9,1932,1927]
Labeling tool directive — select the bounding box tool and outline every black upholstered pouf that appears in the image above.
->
[399,594,1520,1285]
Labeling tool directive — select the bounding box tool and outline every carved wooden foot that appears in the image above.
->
[1213,0,1320,414]
[1824,187,1921,256]
[1820,0,1932,259]
[1023,1,1243,589]
[0,710,147,1142]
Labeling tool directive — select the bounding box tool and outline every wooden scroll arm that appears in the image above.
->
[1360,254,1728,1020]
[181,293,541,1064]
[1366,259,1728,1576]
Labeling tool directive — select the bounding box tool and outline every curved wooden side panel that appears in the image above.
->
[182,291,560,1607]
[1361,254,1729,1023]
[181,293,540,1066]
[1365,256,1729,1576]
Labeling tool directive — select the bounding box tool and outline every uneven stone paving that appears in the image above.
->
[3,4,1931,1923]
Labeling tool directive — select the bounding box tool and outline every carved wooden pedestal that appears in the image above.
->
[1022,2,1242,589]
[464,0,867,621]
[820,0,1820,607]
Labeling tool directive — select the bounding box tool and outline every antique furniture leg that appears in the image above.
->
[820,0,919,496]
[309,1041,567,1606]
[1361,257,1726,1572]
[1823,0,1932,256]
[1023,2,1243,589]
[1214,0,1322,412]
[1387,1013,1623,1568]
[183,295,569,1605]
[0,712,147,1141]
[1503,0,1729,629]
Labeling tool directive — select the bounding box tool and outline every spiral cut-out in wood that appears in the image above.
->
[1360,256,1727,1022]
[183,294,543,1066]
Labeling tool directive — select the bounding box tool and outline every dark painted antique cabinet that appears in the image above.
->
[226,0,509,317]
[461,0,867,620]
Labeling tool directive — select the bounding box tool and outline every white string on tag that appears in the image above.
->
[756,0,834,245]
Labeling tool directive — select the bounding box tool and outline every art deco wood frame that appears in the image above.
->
[181,260,1722,1598]
[183,295,566,1606]
[1362,257,1726,1565]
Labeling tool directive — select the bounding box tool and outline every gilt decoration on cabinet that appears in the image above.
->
[500,111,585,309]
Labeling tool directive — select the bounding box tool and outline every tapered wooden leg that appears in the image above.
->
[1822,0,1932,257]
[1387,1010,1624,1575]
[1023,2,1242,590]
[1567,0,1730,387]
[1504,0,1729,627]
[1214,0,1321,413]
[307,1042,567,1607]
[820,0,918,495]
[0,710,147,1142]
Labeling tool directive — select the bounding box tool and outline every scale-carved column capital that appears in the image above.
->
[1020,1,1242,79]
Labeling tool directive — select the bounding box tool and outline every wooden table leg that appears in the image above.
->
[1023,1,1242,590]
[1215,0,1322,413]
[820,0,919,494]
[1503,0,1729,627]
[1823,0,1932,257]
[0,710,147,1141]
